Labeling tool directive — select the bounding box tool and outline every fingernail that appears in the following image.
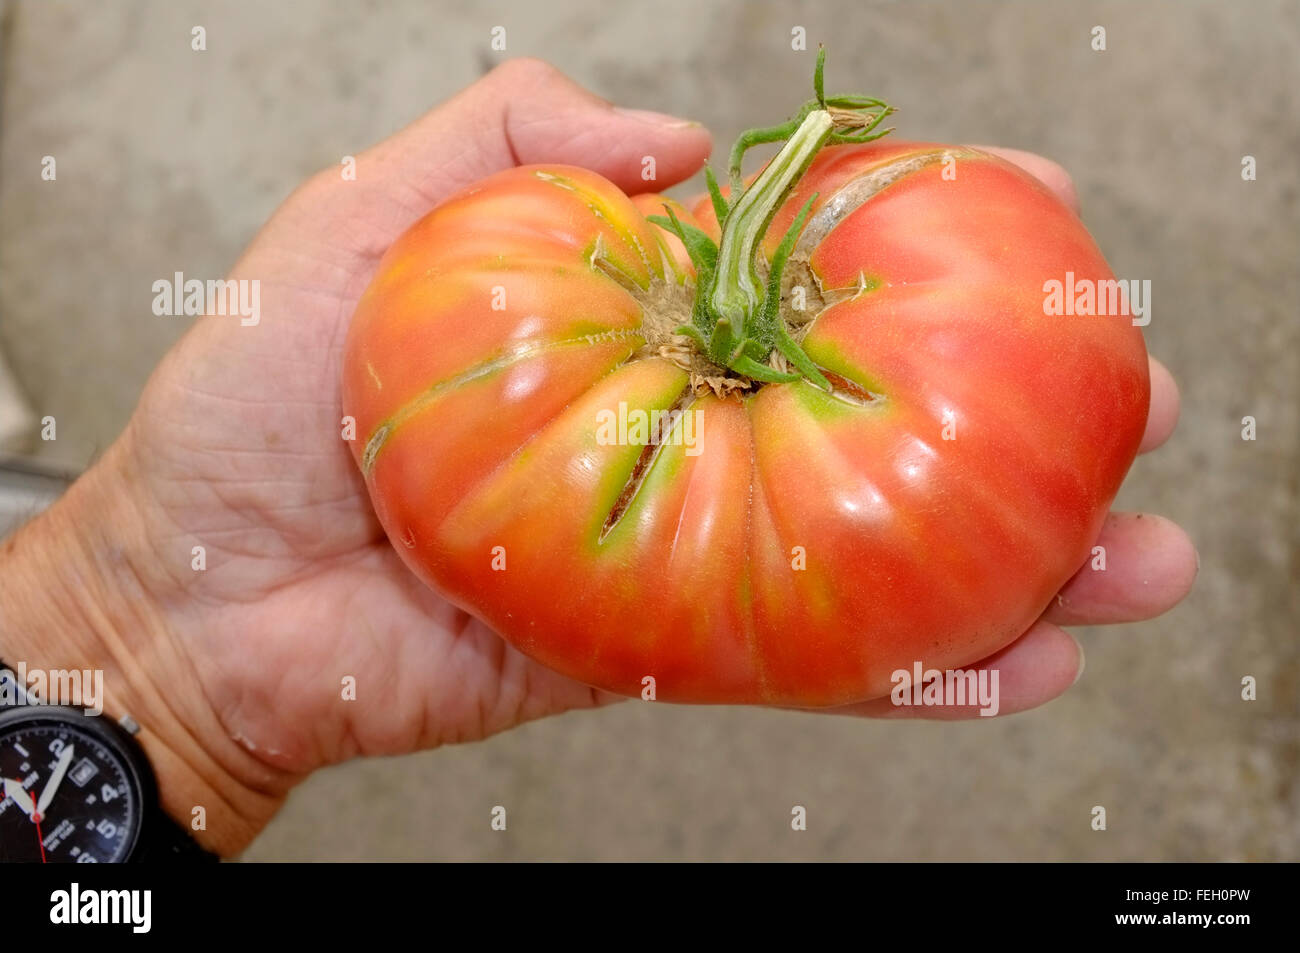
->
[1071,635,1087,686]
[613,107,700,129]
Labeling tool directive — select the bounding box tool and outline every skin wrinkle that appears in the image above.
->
[130,447,386,602]
[157,468,378,548]
[496,638,534,740]
[498,78,527,170]
[161,387,330,410]
[332,602,396,750]
[87,504,286,827]
[403,145,498,218]
[223,585,353,766]
[256,201,377,288]
[187,336,340,376]
[176,446,342,461]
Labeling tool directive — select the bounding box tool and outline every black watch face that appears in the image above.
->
[0,713,144,863]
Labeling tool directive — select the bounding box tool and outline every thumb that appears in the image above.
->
[345,58,711,231]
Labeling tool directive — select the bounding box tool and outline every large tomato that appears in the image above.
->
[343,72,1148,707]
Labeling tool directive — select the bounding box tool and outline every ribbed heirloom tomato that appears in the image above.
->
[343,56,1149,706]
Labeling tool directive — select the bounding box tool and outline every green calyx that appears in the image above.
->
[648,49,894,391]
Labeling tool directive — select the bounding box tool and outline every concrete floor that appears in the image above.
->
[1,0,1296,860]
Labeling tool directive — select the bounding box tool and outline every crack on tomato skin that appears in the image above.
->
[533,170,576,190]
[610,252,826,398]
[608,255,865,403]
[598,386,696,542]
[594,250,757,397]
[795,147,982,260]
[537,168,659,288]
[749,254,884,406]
[778,255,828,339]
[361,424,390,474]
[627,231,655,277]
[589,240,649,296]
[523,153,911,438]
[360,329,642,476]
[541,149,957,409]
[820,370,883,406]
[583,233,648,292]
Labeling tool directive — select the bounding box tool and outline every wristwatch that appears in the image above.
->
[0,659,218,863]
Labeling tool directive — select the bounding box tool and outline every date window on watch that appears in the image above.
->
[68,758,98,788]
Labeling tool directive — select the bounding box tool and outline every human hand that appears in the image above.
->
[0,62,1194,855]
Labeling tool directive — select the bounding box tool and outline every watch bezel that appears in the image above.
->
[0,704,157,862]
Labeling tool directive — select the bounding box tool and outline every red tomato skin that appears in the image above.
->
[343,143,1149,706]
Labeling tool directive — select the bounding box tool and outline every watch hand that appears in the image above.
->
[3,777,35,818]
[33,810,47,863]
[36,744,74,816]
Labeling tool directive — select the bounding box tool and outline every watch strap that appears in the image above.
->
[132,808,220,863]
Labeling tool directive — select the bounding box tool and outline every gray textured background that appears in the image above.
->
[1,0,1296,860]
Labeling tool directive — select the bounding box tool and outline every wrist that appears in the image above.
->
[0,440,291,856]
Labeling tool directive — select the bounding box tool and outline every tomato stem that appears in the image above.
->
[648,49,894,391]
